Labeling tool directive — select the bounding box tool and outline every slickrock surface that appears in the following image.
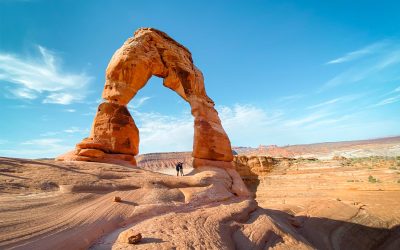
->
[57,28,233,167]
[1,156,399,249]
[252,156,400,250]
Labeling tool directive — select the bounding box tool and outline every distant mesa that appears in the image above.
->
[57,28,233,168]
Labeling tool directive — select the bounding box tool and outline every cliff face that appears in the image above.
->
[233,155,293,178]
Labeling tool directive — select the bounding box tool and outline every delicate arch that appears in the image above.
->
[58,28,233,168]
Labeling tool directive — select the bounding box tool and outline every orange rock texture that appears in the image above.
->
[57,28,233,167]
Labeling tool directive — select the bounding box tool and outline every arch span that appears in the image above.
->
[58,28,233,168]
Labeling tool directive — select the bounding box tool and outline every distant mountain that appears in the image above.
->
[233,136,400,158]
[136,136,400,170]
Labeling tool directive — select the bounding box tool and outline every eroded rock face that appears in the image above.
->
[82,102,139,155]
[57,28,233,167]
[233,155,292,177]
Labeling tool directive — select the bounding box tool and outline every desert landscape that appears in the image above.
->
[1,142,400,249]
[1,1,400,249]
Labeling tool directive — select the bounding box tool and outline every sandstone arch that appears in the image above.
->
[58,28,233,168]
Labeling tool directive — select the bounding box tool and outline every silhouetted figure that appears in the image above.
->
[176,162,184,176]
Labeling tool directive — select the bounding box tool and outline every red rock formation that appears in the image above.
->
[57,28,233,167]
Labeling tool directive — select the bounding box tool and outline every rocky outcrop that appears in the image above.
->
[234,156,276,177]
[233,155,294,179]
[57,28,233,167]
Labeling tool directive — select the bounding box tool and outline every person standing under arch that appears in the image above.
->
[176,162,184,176]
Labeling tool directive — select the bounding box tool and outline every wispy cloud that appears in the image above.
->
[372,94,400,107]
[307,98,341,109]
[132,110,193,153]
[307,94,364,110]
[39,126,88,137]
[279,94,304,102]
[125,99,397,153]
[0,138,72,158]
[326,41,388,64]
[284,112,330,127]
[63,126,88,134]
[128,96,152,110]
[21,138,63,146]
[304,115,351,129]
[130,104,285,153]
[2,98,397,158]
[322,40,400,90]
[0,45,93,104]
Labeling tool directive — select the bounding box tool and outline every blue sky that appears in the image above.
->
[0,0,400,158]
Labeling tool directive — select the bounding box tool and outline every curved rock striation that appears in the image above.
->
[57,28,233,167]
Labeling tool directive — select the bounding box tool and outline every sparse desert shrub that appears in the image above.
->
[98,172,123,179]
[347,180,355,182]
[368,175,378,183]
[333,155,347,161]
[398,179,400,183]
[40,181,59,191]
[389,166,397,170]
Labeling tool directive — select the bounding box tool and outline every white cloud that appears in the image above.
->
[21,138,63,146]
[0,45,93,104]
[326,41,387,64]
[322,40,400,90]
[81,112,95,116]
[375,50,400,70]
[306,94,364,110]
[128,102,385,152]
[38,126,88,137]
[128,96,152,110]
[40,131,60,137]
[307,98,341,109]
[43,93,76,105]
[284,112,330,127]
[63,127,88,134]
[323,66,377,89]
[132,110,193,153]
[0,138,73,159]
[9,87,37,99]
[130,104,286,153]
[372,94,400,107]
[64,109,76,112]
[2,99,397,157]
[304,115,351,129]
[279,94,304,102]
[219,104,282,130]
